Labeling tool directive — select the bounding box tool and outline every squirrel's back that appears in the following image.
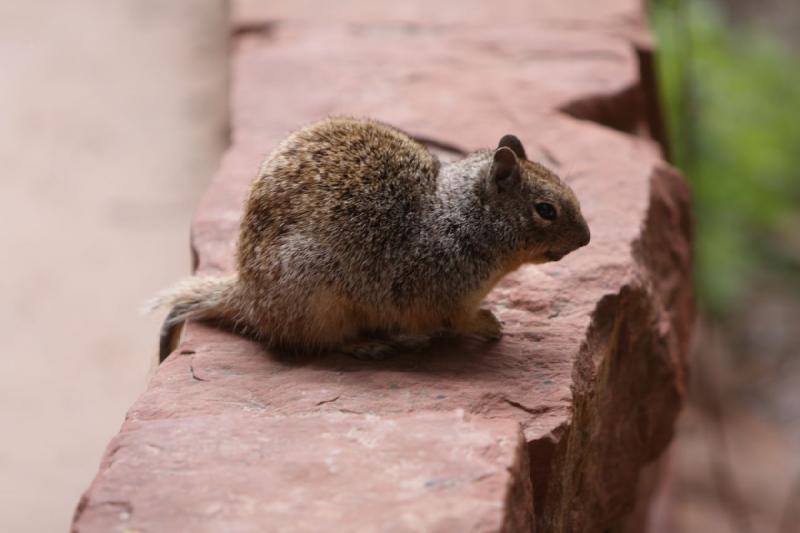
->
[239,118,445,304]
[242,118,439,253]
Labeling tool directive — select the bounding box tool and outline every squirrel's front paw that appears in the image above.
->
[470,309,503,341]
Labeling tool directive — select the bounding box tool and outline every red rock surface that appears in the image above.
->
[73,411,532,532]
[73,1,693,532]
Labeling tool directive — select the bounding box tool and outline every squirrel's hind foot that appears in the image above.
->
[339,339,396,360]
[339,333,431,360]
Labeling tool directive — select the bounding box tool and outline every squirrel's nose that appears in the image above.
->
[577,219,591,247]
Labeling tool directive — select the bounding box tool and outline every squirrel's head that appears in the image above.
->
[483,134,590,264]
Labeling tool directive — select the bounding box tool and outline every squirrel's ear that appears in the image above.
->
[490,146,520,191]
[497,134,527,160]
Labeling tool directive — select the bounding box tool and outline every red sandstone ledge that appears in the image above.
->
[73,1,693,532]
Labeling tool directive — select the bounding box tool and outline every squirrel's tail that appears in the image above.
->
[146,274,239,361]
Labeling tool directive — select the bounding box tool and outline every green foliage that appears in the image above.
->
[650,0,800,316]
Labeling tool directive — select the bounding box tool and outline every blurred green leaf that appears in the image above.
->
[650,0,800,316]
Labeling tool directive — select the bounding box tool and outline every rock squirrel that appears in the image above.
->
[152,117,590,360]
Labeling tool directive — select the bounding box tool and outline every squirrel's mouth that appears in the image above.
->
[544,250,567,261]
[526,249,568,264]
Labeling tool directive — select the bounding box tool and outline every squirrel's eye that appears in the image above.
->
[535,202,557,221]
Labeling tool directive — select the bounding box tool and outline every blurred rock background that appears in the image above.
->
[650,0,800,531]
[0,1,227,531]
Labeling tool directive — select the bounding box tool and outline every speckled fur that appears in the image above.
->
[153,117,590,354]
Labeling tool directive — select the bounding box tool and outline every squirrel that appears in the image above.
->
[152,117,590,360]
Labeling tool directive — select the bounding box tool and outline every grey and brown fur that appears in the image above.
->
[152,117,590,360]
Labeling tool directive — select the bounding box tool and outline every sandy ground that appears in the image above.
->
[0,1,228,530]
